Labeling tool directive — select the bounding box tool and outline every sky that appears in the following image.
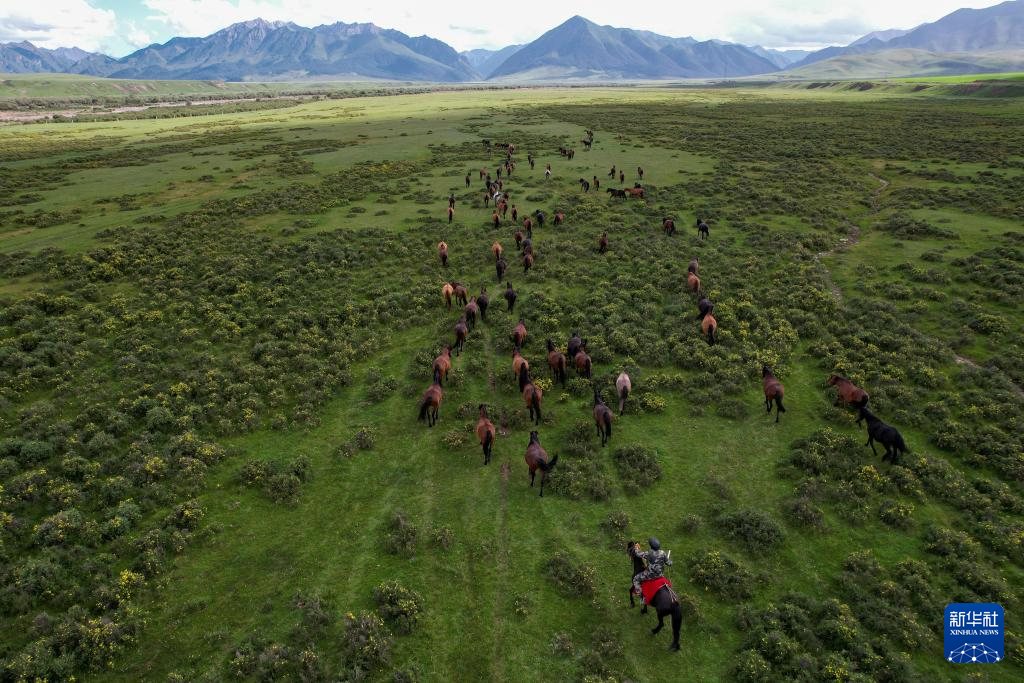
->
[0,0,1009,57]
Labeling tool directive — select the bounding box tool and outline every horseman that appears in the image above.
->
[631,537,672,602]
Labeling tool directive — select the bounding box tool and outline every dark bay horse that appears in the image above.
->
[857,406,908,464]
[454,317,468,356]
[477,287,489,321]
[465,297,479,331]
[574,347,592,379]
[496,256,508,282]
[512,319,527,348]
[593,390,613,446]
[567,332,583,362]
[453,283,468,307]
[418,369,443,427]
[663,218,675,236]
[504,281,517,312]
[696,298,713,321]
[523,251,533,274]
[599,232,609,254]
[762,366,786,423]
[476,404,496,465]
[524,430,557,496]
[827,374,868,408]
[546,339,567,386]
[513,347,530,388]
[520,367,544,425]
[687,272,700,294]
[432,345,452,385]
[627,542,681,651]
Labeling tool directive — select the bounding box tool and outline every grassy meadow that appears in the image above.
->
[1,85,1023,682]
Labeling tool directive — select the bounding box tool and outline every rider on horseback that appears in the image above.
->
[632,537,672,600]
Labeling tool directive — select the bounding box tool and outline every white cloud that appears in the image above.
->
[0,0,116,51]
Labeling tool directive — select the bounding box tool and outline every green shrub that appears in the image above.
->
[373,581,424,634]
[714,509,785,555]
[612,445,661,493]
[687,550,755,601]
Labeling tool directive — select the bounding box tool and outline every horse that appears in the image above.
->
[687,272,700,294]
[582,138,592,150]
[448,206,454,224]
[516,225,527,247]
[476,404,496,465]
[695,298,713,321]
[442,282,454,310]
[512,319,528,348]
[574,347,592,379]
[524,430,557,496]
[701,313,717,346]
[546,339,567,386]
[593,389,614,447]
[579,178,590,192]
[438,241,448,267]
[521,368,544,426]
[697,221,709,240]
[492,212,500,228]
[432,345,452,385]
[607,188,626,199]
[477,287,489,321]
[857,407,908,464]
[616,372,632,415]
[534,211,546,227]
[637,166,644,180]
[762,366,786,423]
[827,374,869,408]
[627,542,681,651]
[609,165,616,178]
[625,187,644,199]
[465,297,479,331]
[523,252,533,274]
[567,332,583,362]
[496,257,508,283]
[663,218,675,236]
[453,283,468,307]
[417,369,444,427]
[454,317,468,356]
[504,281,517,312]
[599,232,609,254]
[619,171,625,184]
[522,238,533,256]
[554,212,565,226]
[688,258,699,276]
[513,347,530,388]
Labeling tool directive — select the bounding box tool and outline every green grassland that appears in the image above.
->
[891,72,1024,83]
[1,86,1023,682]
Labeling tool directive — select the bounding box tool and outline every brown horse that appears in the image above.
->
[574,347,592,379]
[448,206,454,224]
[492,241,503,261]
[504,281,517,312]
[625,187,644,199]
[762,366,786,423]
[454,317,468,356]
[524,430,558,496]
[567,332,583,362]
[514,228,524,250]
[512,319,528,348]
[477,287,489,321]
[546,339,567,386]
[522,238,533,256]
[598,232,609,254]
[496,256,508,282]
[521,367,544,426]
[523,252,533,274]
[432,345,452,385]
[476,404,496,465]
[701,313,717,346]
[593,389,614,447]
[492,212,500,228]
[663,218,675,236]
[465,297,479,331]
[441,282,454,309]
[687,272,700,294]
[438,241,448,267]
[453,283,468,307]
[827,374,869,408]
[418,369,444,427]
[513,347,530,387]
[522,217,533,238]
[554,212,565,226]
[616,371,632,415]
[688,258,699,275]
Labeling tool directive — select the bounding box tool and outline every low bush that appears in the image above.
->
[612,445,661,493]
[373,581,424,634]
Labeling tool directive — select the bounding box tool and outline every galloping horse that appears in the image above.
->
[476,404,496,465]
[454,317,468,356]
[598,232,609,254]
[701,312,717,346]
[438,241,448,267]
[546,339,567,386]
[465,297,479,331]
[496,256,508,282]
[504,281,517,312]
[442,282,454,310]
[762,366,786,423]
[417,369,444,427]
[574,346,592,379]
[625,187,644,199]
[827,374,869,408]
[627,542,681,651]
[492,240,503,261]
[607,188,627,199]
[593,389,614,447]
[453,283,468,307]
[520,367,544,426]
[477,287,489,321]
[616,372,632,415]
[696,298,713,321]
[432,346,452,385]
[524,430,557,496]
[687,272,700,294]
[513,347,530,387]
[857,406,908,464]
[511,319,528,348]
[523,251,534,274]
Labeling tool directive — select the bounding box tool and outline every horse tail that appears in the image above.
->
[531,390,542,422]
[418,396,431,422]
[707,323,716,346]
[774,394,786,414]
[539,453,558,472]
[483,429,493,455]
[671,601,682,643]
[619,385,629,415]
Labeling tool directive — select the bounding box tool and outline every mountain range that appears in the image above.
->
[2,1,1023,82]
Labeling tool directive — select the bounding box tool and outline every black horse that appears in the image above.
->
[697,220,709,240]
[857,406,909,464]
[627,542,681,651]
[504,281,517,312]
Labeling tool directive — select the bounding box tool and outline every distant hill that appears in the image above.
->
[487,16,778,80]
[0,41,102,73]
[784,47,1024,79]
[794,0,1024,69]
[749,46,812,69]
[67,19,480,82]
[461,46,523,78]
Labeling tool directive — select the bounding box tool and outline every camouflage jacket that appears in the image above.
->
[636,549,670,577]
